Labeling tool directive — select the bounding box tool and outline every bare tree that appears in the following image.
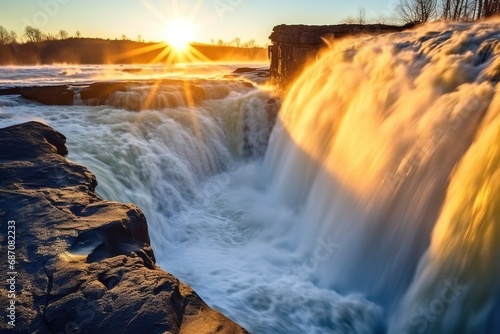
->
[0,27,17,44]
[24,26,43,43]
[483,0,500,16]
[441,0,475,20]
[58,30,69,40]
[0,26,9,44]
[45,33,57,41]
[396,0,438,22]
[242,39,257,48]
[75,31,81,38]
[467,0,484,19]
[9,30,17,44]
[359,7,367,24]
[439,0,500,20]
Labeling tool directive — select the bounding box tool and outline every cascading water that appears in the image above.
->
[392,96,500,333]
[1,20,500,334]
[259,19,500,333]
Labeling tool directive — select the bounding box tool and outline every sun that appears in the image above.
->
[165,19,195,51]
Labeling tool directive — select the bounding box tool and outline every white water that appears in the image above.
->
[0,63,268,87]
[1,20,500,334]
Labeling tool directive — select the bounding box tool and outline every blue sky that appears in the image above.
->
[0,0,398,45]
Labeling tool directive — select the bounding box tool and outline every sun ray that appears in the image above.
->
[186,0,205,21]
[141,0,169,23]
[183,45,211,63]
[149,45,172,64]
[124,0,214,150]
[182,79,202,141]
[110,42,167,63]
[142,79,163,110]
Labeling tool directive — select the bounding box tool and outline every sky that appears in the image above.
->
[0,0,399,45]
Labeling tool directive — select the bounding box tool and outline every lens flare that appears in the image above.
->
[165,19,194,51]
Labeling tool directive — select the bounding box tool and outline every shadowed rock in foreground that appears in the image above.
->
[0,122,248,334]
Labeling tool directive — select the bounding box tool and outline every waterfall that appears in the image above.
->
[2,21,500,332]
[262,19,500,332]
[392,89,500,334]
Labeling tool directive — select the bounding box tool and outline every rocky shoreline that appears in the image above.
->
[0,121,248,333]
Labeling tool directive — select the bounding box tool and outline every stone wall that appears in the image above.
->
[269,24,413,90]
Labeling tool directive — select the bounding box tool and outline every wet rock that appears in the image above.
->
[233,67,258,74]
[79,82,130,105]
[21,85,75,105]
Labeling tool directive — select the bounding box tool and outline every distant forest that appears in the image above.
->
[0,39,268,65]
[0,26,267,65]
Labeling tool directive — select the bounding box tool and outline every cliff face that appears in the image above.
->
[0,122,248,334]
[268,24,412,89]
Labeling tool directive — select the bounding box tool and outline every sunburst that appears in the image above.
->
[165,19,194,52]
[109,0,216,140]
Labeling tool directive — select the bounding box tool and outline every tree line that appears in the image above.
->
[0,25,262,48]
[0,25,81,44]
[210,37,261,48]
[396,0,500,23]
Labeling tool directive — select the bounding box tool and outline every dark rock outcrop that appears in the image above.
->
[0,122,248,334]
[79,82,132,106]
[268,23,415,89]
[225,68,270,85]
[232,68,258,74]
[0,86,75,105]
[20,86,75,106]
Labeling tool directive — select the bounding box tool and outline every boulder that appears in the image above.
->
[232,67,258,74]
[79,82,130,105]
[20,85,75,105]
